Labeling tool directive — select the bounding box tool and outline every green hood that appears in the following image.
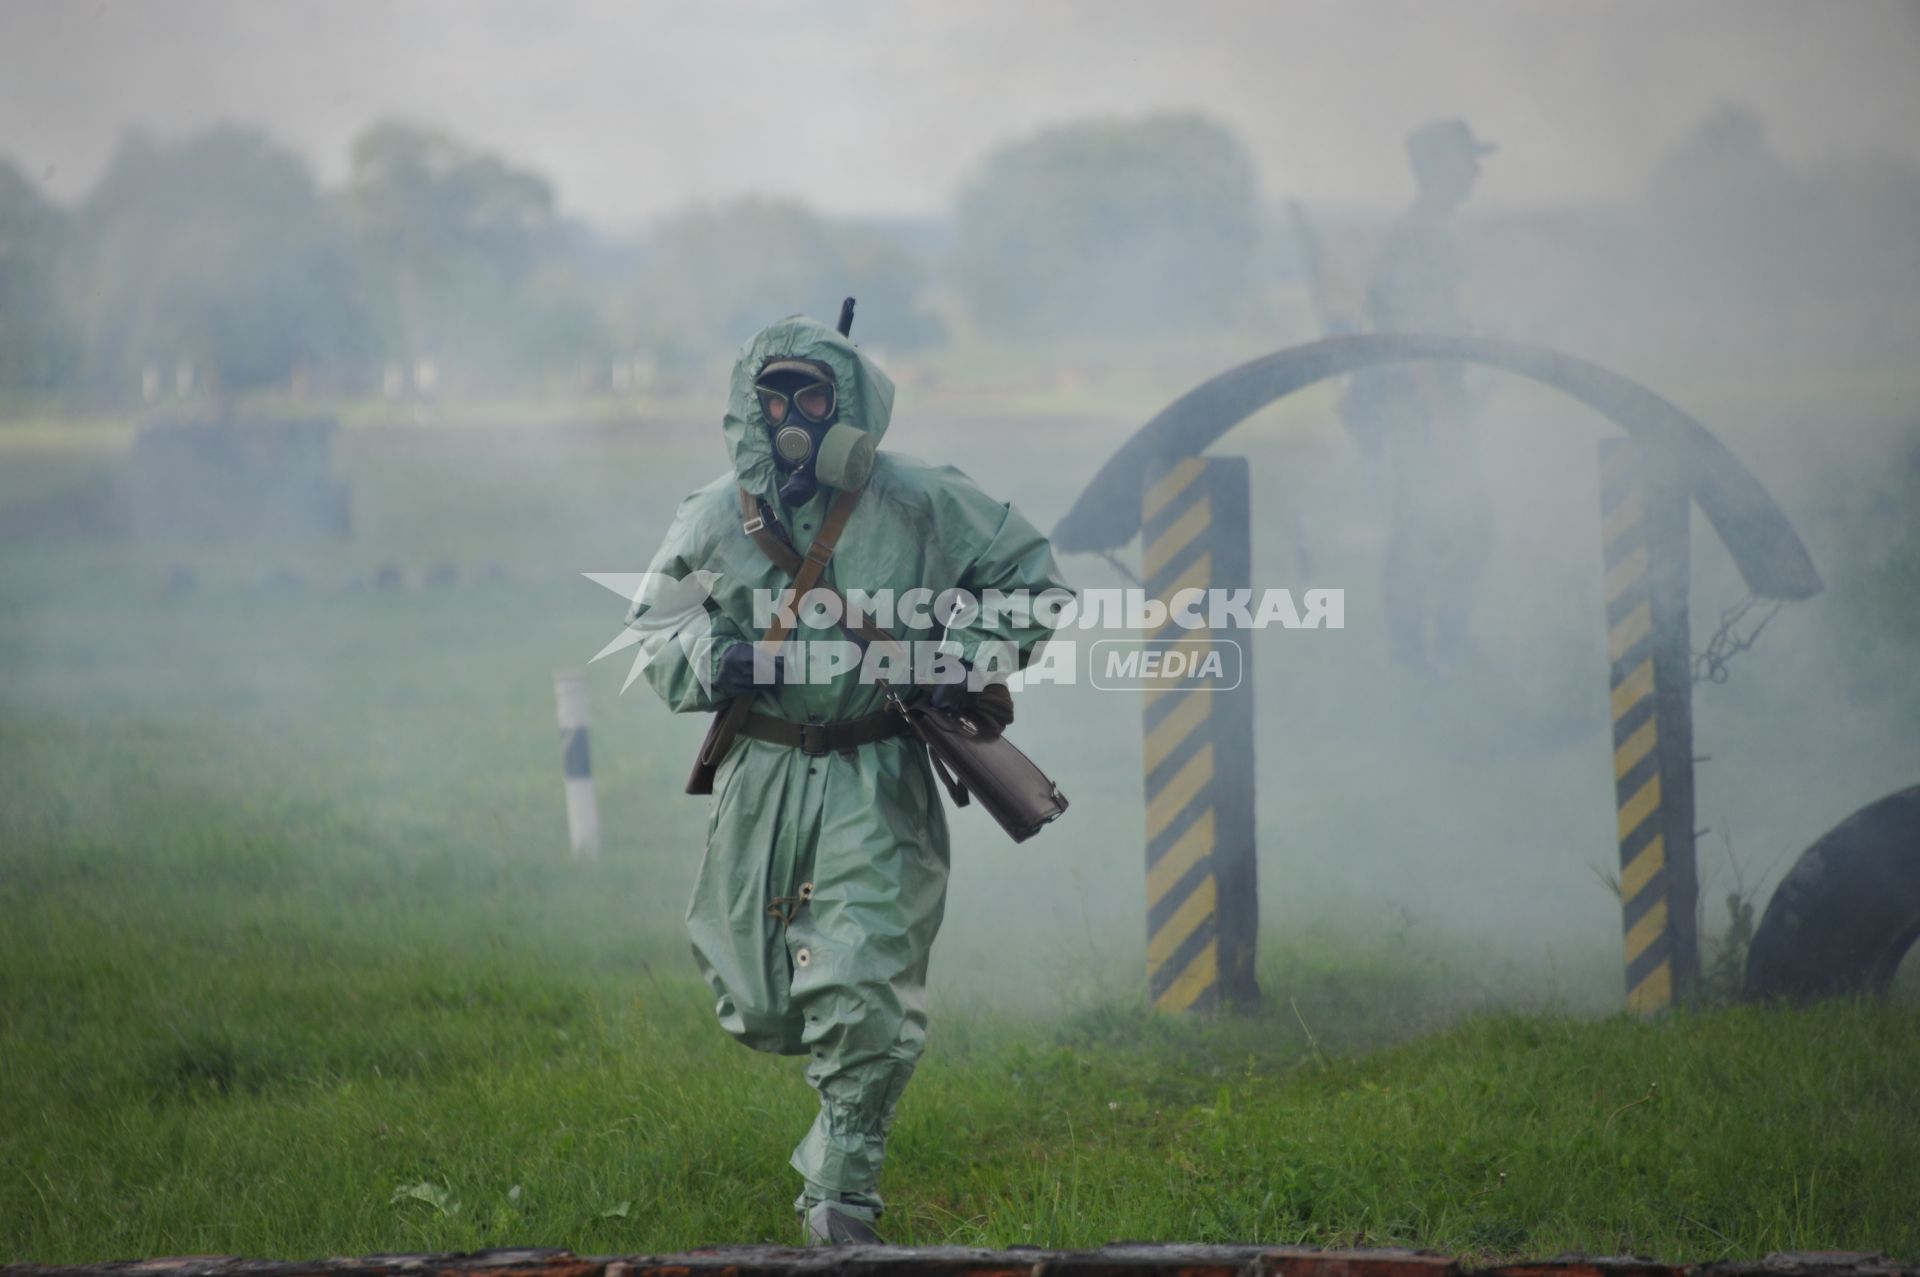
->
[723,315,896,500]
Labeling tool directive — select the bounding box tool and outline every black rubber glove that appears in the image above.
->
[972,681,1015,733]
[927,657,979,714]
[926,663,1015,737]
[715,642,784,697]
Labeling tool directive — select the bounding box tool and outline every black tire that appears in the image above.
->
[1744,784,1920,1001]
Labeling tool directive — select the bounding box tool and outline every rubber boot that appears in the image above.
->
[805,1200,883,1246]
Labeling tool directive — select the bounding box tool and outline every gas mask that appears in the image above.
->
[755,360,875,506]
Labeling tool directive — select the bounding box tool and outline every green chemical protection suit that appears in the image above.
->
[632,315,1069,1221]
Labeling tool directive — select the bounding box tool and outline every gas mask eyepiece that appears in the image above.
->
[756,374,837,429]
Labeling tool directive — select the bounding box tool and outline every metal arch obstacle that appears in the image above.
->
[1057,334,1822,1016]
[1052,333,1821,602]
[1745,784,1920,1002]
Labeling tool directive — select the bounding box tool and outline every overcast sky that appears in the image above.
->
[4,0,1918,228]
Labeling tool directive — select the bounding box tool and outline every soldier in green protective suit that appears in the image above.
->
[1347,118,1497,673]
[629,314,1069,1244]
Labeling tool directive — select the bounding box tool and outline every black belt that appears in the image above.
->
[741,710,906,757]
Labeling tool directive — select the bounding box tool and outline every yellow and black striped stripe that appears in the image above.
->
[1140,457,1258,1014]
[1599,437,1695,1014]
[1143,459,1219,1013]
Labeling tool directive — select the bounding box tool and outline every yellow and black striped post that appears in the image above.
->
[1140,456,1259,1014]
[1598,437,1698,1013]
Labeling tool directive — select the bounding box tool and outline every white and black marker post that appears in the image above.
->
[553,670,600,859]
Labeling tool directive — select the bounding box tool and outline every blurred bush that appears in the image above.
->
[613,197,942,368]
[952,113,1261,339]
[62,126,365,393]
[0,159,77,394]
[345,121,607,393]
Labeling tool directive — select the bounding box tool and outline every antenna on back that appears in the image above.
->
[837,297,856,337]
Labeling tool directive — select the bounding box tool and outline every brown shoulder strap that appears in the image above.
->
[699,487,864,766]
[737,486,904,653]
[737,489,802,576]
[735,486,859,597]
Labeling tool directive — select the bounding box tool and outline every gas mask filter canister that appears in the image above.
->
[812,421,874,489]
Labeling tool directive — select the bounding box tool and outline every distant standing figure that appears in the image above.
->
[1347,119,1496,672]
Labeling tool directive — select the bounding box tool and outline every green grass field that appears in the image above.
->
[3,381,1918,1264]
[5,764,1916,1262]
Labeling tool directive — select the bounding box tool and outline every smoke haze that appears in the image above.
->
[3,0,1919,1027]
[4,0,1919,223]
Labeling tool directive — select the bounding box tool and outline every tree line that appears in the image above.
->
[0,113,1264,401]
[5,104,1913,405]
